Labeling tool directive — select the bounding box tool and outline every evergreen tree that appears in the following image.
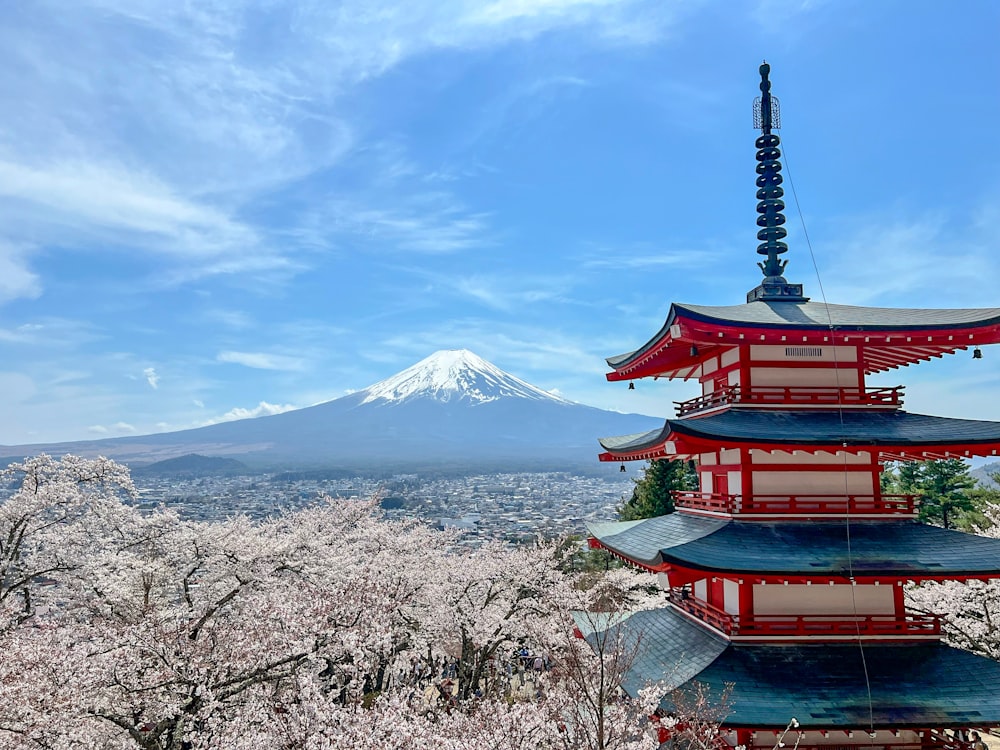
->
[885,458,977,529]
[617,459,698,521]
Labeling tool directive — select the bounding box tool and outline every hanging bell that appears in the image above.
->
[973,347,983,359]
[619,463,627,473]
[628,381,635,390]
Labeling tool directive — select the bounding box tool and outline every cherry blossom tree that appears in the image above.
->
[0,454,139,629]
[908,500,1000,660]
[0,454,724,749]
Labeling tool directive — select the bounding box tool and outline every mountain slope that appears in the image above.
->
[0,349,660,471]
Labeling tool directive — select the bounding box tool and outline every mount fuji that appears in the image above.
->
[1,350,660,472]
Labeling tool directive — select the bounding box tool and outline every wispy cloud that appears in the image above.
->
[582,247,722,270]
[0,318,100,347]
[0,0,681,310]
[217,350,307,371]
[143,367,160,389]
[807,207,1000,307]
[301,195,492,255]
[0,157,283,283]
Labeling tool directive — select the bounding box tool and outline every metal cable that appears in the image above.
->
[779,130,877,738]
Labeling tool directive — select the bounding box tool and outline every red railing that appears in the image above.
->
[738,613,941,637]
[675,385,904,416]
[672,491,739,513]
[669,591,736,634]
[668,591,941,639]
[673,491,919,516]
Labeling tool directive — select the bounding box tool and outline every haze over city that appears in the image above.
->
[1,0,998,445]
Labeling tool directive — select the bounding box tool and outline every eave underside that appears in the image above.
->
[603,607,1000,729]
[587,515,1000,579]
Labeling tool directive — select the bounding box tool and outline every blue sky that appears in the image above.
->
[2,0,999,445]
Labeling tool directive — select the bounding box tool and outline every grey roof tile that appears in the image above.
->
[592,516,1000,576]
[601,610,1000,728]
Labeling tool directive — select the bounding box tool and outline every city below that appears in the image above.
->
[132,469,634,544]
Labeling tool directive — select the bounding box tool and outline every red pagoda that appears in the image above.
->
[587,63,1000,747]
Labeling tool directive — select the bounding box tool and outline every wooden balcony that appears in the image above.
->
[668,591,941,639]
[673,491,919,516]
[675,385,904,416]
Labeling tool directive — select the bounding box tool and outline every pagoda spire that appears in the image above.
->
[746,62,807,303]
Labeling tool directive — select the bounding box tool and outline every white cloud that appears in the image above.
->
[0,242,41,303]
[143,367,159,389]
[217,350,307,371]
[204,400,298,425]
[87,421,136,435]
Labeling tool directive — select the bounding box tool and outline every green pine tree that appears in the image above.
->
[917,459,977,529]
[884,458,977,529]
[617,459,698,521]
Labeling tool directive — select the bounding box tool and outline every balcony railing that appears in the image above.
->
[738,613,941,637]
[673,491,919,516]
[675,385,904,417]
[669,590,735,634]
[668,591,941,639]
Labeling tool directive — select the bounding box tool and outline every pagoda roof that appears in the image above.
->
[606,300,1000,380]
[605,607,1000,728]
[599,409,1000,461]
[587,515,1000,578]
[675,300,1000,331]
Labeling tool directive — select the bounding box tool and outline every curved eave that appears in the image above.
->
[589,516,1000,579]
[606,301,1000,381]
[599,410,1000,462]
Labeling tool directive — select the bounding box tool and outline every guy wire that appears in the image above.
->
[779,130,876,739]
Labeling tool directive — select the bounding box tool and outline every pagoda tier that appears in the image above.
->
[588,515,1000,582]
[579,607,1000,731]
[606,300,1000,381]
[599,410,1000,462]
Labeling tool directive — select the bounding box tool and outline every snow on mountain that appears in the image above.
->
[359,349,571,406]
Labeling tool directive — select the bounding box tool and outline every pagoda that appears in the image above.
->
[586,63,1000,748]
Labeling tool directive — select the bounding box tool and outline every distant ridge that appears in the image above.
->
[0,350,661,473]
[131,454,249,477]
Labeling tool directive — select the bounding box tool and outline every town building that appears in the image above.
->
[587,63,1000,748]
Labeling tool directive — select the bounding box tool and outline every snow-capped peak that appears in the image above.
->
[359,349,572,406]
